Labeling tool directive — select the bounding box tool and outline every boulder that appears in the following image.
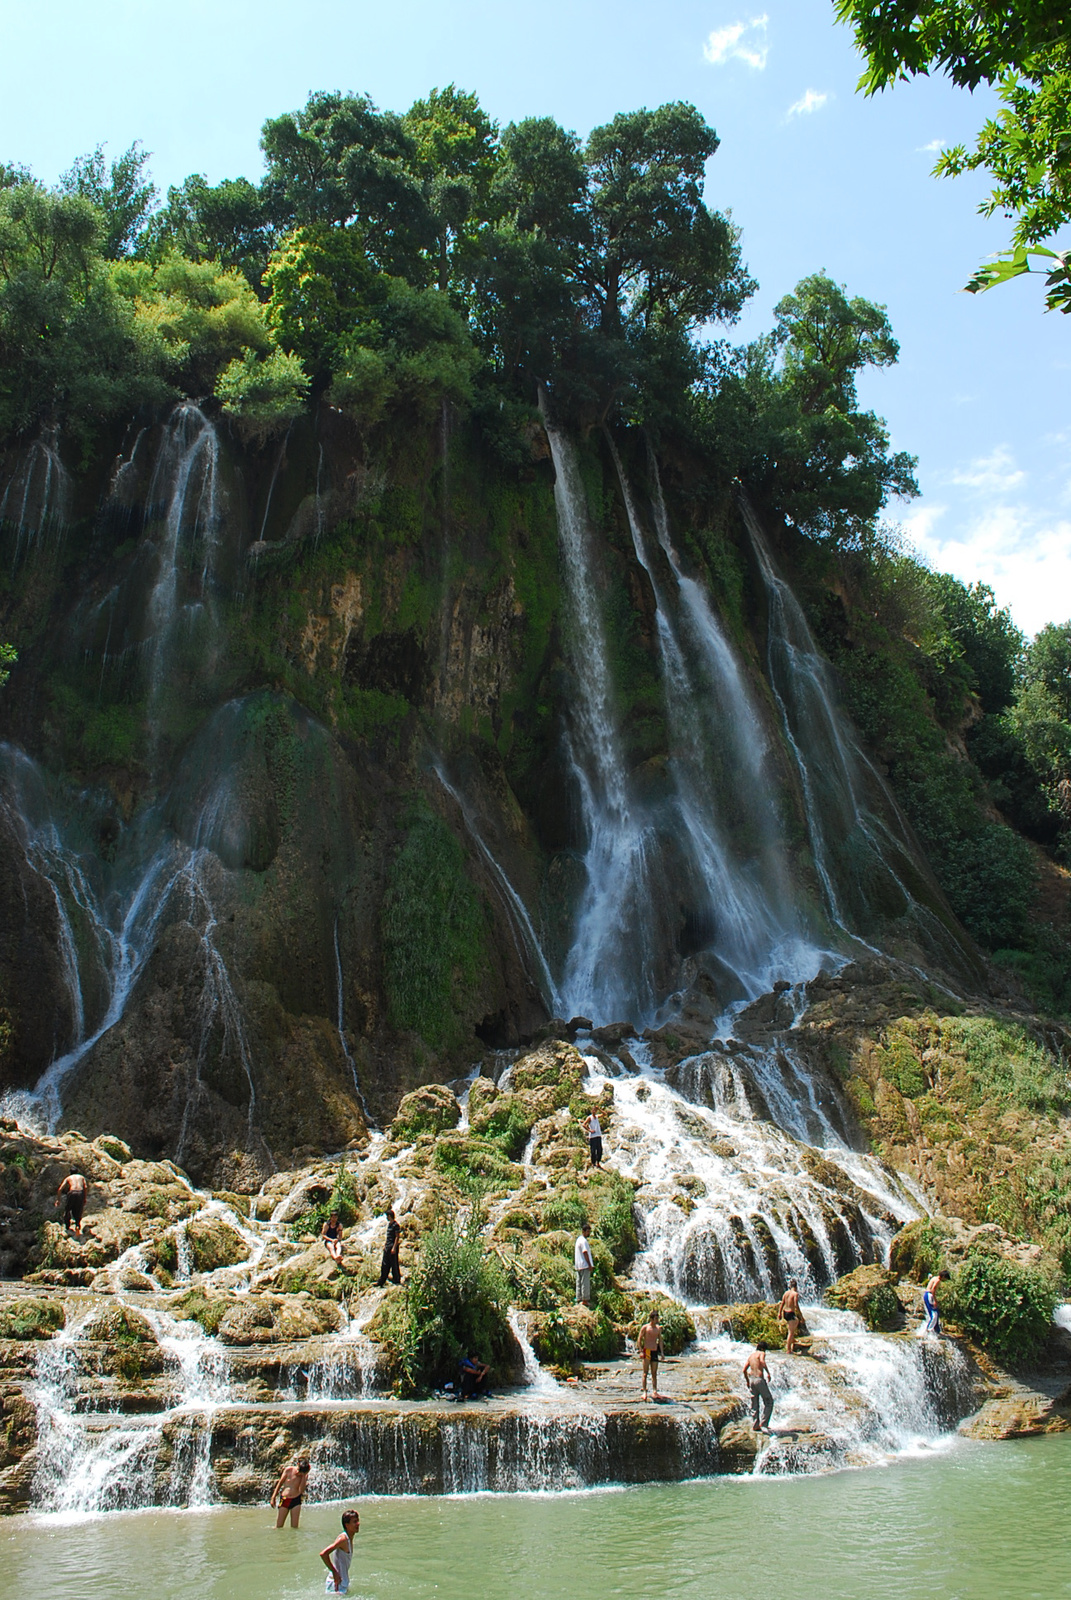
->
[392,1084,461,1138]
[184,1214,251,1273]
[717,1421,761,1472]
[93,1134,132,1164]
[509,1042,586,1107]
[0,1296,65,1339]
[218,1300,276,1345]
[825,1264,901,1329]
[466,1077,498,1118]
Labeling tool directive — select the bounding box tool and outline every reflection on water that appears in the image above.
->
[2,1436,1068,1600]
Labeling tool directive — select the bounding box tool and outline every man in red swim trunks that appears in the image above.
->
[271,1456,311,1528]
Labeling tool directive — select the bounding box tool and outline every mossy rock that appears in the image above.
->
[888,1219,952,1282]
[711,1302,785,1350]
[168,1288,233,1336]
[627,1293,696,1355]
[510,1042,586,1108]
[529,1303,622,1363]
[432,1132,519,1188]
[185,1214,251,1273]
[92,1134,131,1163]
[392,1083,462,1139]
[466,1077,498,1119]
[0,1295,65,1339]
[826,1264,901,1330]
[469,1092,534,1159]
[81,1303,157,1345]
[494,1207,539,1235]
[218,1299,277,1345]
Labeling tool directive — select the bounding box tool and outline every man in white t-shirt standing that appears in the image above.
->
[574,1222,594,1306]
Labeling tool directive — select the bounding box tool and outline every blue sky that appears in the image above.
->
[3,0,1067,633]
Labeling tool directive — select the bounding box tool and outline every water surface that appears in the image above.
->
[3,1435,1068,1600]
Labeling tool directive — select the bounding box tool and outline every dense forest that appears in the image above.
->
[2,85,1071,1022]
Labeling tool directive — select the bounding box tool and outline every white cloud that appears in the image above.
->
[948,445,1026,494]
[917,138,947,153]
[787,89,828,117]
[703,15,769,69]
[903,500,1071,636]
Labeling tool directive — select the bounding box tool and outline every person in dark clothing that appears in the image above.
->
[378,1208,402,1286]
[458,1352,490,1400]
[56,1172,88,1235]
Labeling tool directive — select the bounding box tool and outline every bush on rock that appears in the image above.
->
[946,1252,1057,1365]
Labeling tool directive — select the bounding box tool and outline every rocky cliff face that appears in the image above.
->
[0,401,981,1180]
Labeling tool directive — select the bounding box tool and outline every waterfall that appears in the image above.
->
[541,408,670,1024]
[144,404,221,730]
[738,495,977,975]
[0,427,71,565]
[607,438,825,996]
[334,917,373,1122]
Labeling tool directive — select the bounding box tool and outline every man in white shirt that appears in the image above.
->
[574,1223,594,1305]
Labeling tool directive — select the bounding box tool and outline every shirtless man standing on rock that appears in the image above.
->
[56,1171,88,1236]
[778,1278,801,1354]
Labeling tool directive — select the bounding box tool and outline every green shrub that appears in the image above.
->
[472,1096,534,1160]
[862,1282,901,1331]
[297,1160,359,1236]
[542,1192,587,1233]
[946,1252,1057,1365]
[373,1206,512,1395]
[629,1294,696,1355]
[948,1017,1068,1115]
[433,1135,518,1189]
[593,1183,639,1269]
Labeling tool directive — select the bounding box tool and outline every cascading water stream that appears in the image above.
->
[737,494,977,981]
[541,405,671,1023]
[607,438,826,997]
[0,426,71,566]
[432,761,559,1013]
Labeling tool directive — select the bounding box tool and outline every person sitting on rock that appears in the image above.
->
[778,1278,801,1354]
[56,1171,88,1236]
[271,1455,311,1528]
[458,1351,491,1401]
[321,1211,345,1264]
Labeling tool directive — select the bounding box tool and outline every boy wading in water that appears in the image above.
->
[270,1455,310,1527]
[638,1307,665,1400]
[743,1341,774,1434]
[778,1278,801,1354]
[321,1509,360,1593]
[56,1172,88,1235]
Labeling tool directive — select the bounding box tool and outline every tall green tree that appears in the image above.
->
[836,1,1071,310]
[60,142,157,258]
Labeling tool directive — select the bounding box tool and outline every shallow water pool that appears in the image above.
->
[3,1434,1069,1600]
